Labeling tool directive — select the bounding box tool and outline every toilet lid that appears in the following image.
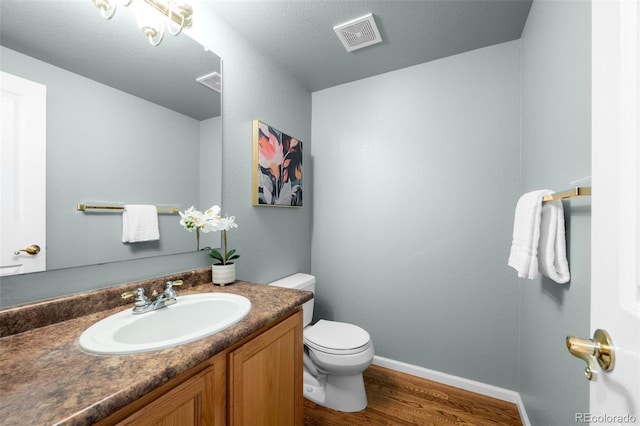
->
[304,320,370,353]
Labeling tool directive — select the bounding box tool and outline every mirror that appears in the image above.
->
[0,1,222,273]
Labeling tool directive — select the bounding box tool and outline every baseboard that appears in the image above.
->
[372,356,531,426]
[514,393,531,426]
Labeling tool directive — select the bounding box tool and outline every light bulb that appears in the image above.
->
[127,0,164,45]
[92,0,117,19]
[128,0,162,31]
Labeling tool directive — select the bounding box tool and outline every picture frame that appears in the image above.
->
[252,120,303,207]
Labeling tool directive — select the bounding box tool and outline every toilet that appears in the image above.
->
[269,273,374,412]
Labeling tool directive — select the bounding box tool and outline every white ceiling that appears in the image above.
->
[207,0,532,92]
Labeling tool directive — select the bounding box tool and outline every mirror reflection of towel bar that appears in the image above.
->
[542,187,591,203]
[76,203,179,214]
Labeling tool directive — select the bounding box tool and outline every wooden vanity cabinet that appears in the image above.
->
[97,309,302,426]
[115,360,226,426]
[228,309,303,426]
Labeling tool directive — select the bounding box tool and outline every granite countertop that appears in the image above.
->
[0,269,312,425]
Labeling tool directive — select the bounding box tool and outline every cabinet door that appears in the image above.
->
[116,362,224,426]
[229,310,303,426]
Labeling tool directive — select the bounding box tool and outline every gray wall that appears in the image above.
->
[200,116,223,211]
[0,6,312,306]
[191,6,313,284]
[518,1,591,424]
[311,41,521,390]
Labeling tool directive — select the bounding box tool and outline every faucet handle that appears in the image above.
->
[165,280,183,289]
[164,280,182,298]
[122,288,149,307]
[121,290,137,299]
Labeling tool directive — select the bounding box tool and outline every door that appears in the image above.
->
[590,0,640,421]
[0,71,46,276]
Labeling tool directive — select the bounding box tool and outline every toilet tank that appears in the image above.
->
[268,273,315,327]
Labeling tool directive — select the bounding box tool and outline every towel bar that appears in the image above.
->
[542,187,591,202]
[77,203,179,214]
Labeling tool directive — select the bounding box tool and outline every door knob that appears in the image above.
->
[566,329,615,380]
[14,245,41,255]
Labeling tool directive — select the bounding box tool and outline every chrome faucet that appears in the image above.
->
[121,280,183,314]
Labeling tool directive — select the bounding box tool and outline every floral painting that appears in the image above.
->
[252,120,303,207]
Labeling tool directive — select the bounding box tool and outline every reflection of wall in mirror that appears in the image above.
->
[199,116,223,252]
[0,46,221,270]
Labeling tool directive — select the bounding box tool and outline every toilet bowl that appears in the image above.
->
[269,273,374,412]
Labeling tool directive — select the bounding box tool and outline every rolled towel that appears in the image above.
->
[508,190,553,279]
[122,204,160,243]
[537,200,570,283]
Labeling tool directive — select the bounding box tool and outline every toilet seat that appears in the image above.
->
[304,320,371,355]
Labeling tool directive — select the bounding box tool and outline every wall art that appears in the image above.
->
[252,120,303,207]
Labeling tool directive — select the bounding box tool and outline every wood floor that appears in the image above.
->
[303,365,523,426]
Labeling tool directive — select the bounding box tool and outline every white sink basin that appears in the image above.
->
[79,293,251,355]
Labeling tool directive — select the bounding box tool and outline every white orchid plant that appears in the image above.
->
[179,205,239,265]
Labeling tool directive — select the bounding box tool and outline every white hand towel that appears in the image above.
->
[122,204,160,243]
[537,201,570,283]
[508,190,553,279]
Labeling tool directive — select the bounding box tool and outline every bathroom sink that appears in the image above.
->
[79,293,251,355]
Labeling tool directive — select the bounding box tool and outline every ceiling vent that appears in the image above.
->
[333,13,383,52]
[196,71,222,93]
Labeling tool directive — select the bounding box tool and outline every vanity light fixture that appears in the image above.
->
[91,0,193,46]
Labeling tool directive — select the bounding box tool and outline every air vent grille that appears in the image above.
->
[333,13,383,52]
[196,71,222,93]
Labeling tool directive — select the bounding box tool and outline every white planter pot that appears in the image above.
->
[212,263,236,286]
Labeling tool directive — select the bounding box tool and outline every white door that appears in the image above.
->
[590,0,640,422]
[0,71,47,276]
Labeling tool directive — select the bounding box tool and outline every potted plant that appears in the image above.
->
[179,205,239,285]
[207,213,239,285]
[178,205,218,251]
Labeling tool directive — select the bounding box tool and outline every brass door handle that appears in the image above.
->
[14,245,41,255]
[566,329,615,380]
